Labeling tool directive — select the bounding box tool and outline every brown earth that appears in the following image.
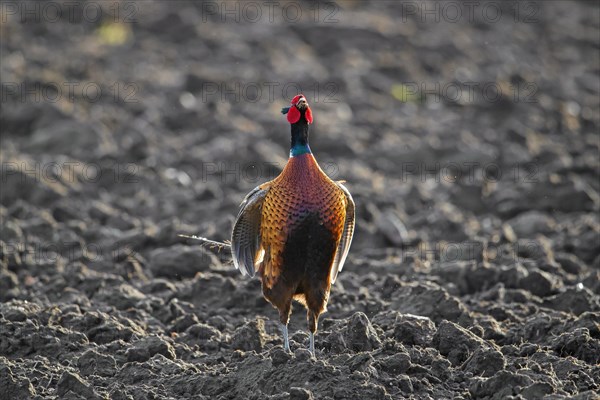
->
[1,1,599,399]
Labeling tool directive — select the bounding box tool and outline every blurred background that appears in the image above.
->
[2,1,598,251]
[3,0,599,265]
[1,1,599,399]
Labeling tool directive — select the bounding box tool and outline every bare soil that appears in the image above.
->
[1,1,599,399]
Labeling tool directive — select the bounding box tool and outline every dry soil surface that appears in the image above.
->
[1,1,599,399]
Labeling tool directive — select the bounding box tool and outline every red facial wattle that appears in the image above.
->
[287,106,301,124]
[304,107,313,124]
[286,94,313,124]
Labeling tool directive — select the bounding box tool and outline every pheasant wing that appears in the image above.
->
[330,182,355,283]
[231,185,268,277]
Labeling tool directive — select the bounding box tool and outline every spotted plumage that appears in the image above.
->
[231,94,355,356]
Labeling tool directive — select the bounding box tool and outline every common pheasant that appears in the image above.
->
[231,94,355,356]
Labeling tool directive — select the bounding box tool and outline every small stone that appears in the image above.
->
[463,347,506,377]
[52,203,81,222]
[144,278,177,294]
[498,263,529,288]
[271,347,291,366]
[551,328,600,364]
[4,307,27,322]
[126,336,176,362]
[86,320,139,345]
[441,241,484,263]
[507,211,556,238]
[554,253,585,275]
[478,316,506,341]
[0,365,36,399]
[543,287,600,316]
[521,382,554,399]
[389,282,473,326]
[231,319,266,352]
[503,288,536,304]
[185,323,221,340]
[77,349,117,377]
[343,312,381,352]
[1,167,64,207]
[289,387,314,400]
[379,352,411,374]
[57,371,104,400]
[96,284,146,310]
[0,220,23,241]
[433,320,489,365]
[515,239,549,260]
[519,269,559,297]
[26,120,105,159]
[398,374,413,393]
[326,331,347,353]
[469,370,533,399]
[207,315,228,330]
[393,314,436,346]
[431,358,452,379]
[294,348,313,362]
[170,314,199,333]
[348,352,375,372]
[148,244,217,278]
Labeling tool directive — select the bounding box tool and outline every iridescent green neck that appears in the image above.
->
[290,118,311,158]
[290,143,311,157]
